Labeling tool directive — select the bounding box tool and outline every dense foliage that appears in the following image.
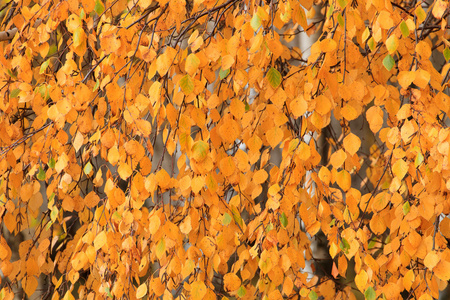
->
[1,0,450,299]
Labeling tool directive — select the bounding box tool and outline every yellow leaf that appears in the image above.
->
[371,192,389,212]
[191,281,207,300]
[185,53,200,75]
[355,270,368,292]
[94,231,107,251]
[118,162,133,180]
[401,120,415,142]
[318,166,331,185]
[136,283,147,298]
[336,170,351,191]
[149,215,161,235]
[392,159,408,180]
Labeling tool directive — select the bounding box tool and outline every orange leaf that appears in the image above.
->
[221,55,235,70]
[290,96,308,117]
[397,71,416,89]
[266,127,283,148]
[320,38,337,53]
[84,191,100,208]
[191,281,207,300]
[341,104,358,121]
[403,269,415,291]
[224,273,241,292]
[369,213,387,234]
[253,169,268,185]
[366,106,384,133]
[343,133,361,156]
[401,120,415,143]
[336,170,351,191]
[118,162,133,180]
[219,156,236,177]
[330,149,347,169]
[424,251,440,270]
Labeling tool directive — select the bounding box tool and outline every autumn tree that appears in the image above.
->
[2,0,450,299]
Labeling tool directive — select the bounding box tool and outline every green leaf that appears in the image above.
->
[50,206,59,222]
[48,157,56,169]
[339,238,350,254]
[180,74,194,95]
[191,140,209,162]
[95,0,105,15]
[385,35,398,54]
[37,167,46,181]
[73,27,84,47]
[444,48,450,61]
[231,205,243,227]
[222,213,232,226]
[400,21,409,38]
[368,239,376,249]
[48,45,58,56]
[382,54,395,71]
[251,14,261,31]
[93,79,100,91]
[337,0,347,8]
[156,238,165,259]
[105,287,113,298]
[237,286,246,298]
[267,67,281,89]
[308,290,318,300]
[244,100,250,111]
[9,88,20,98]
[39,59,50,74]
[403,201,410,215]
[364,286,376,300]
[279,212,288,228]
[84,161,93,175]
[414,151,424,167]
[337,13,344,27]
[367,37,375,51]
[415,6,426,24]
[219,68,230,80]
[326,4,334,19]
